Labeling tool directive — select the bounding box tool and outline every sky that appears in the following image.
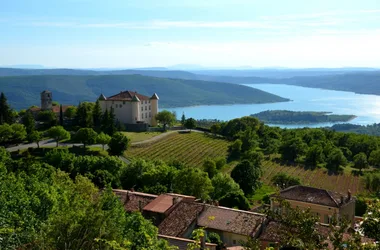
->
[1,0,380,68]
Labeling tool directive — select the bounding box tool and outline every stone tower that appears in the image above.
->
[41,90,52,111]
[150,93,159,126]
[131,95,141,124]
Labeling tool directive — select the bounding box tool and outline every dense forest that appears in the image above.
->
[330,123,380,136]
[0,74,288,110]
[251,110,356,124]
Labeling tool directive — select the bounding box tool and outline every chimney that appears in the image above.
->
[200,233,206,250]
[138,200,143,212]
[172,197,179,205]
[347,189,352,201]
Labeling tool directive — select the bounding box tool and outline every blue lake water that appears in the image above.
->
[165,84,380,128]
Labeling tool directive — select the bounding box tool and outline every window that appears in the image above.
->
[149,112,151,117]
[141,107,143,111]
[141,113,143,119]
[112,101,114,104]
[145,113,147,118]
[149,106,151,110]
[324,215,333,224]
[145,106,147,110]
[232,240,236,245]
[145,100,147,104]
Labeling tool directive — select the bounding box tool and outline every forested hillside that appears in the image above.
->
[0,74,288,110]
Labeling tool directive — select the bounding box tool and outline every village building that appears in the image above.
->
[98,91,159,127]
[113,185,373,250]
[29,90,71,114]
[270,185,356,227]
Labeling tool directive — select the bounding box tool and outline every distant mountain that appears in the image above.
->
[0,74,289,110]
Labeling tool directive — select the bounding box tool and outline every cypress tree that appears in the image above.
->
[108,107,117,135]
[22,110,36,134]
[93,99,102,129]
[59,104,64,126]
[0,92,13,125]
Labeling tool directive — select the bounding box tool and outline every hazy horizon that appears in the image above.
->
[1,0,380,68]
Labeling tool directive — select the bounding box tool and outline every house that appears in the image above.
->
[29,90,72,115]
[270,185,356,227]
[158,235,217,250]
[113,189,267,248]
[98,91,159,127]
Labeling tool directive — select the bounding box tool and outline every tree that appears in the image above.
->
[184,118,197,131]
[369,149,380,167]
[326,148,347,172]
[93,99,102,129]
[96,132,111,150]
[21,110,35,134]
[28,130,42,148]
[305,144,325,167]
[10,123,27,144]
[64,106,77,119]
[203,159,217,178]
[210,173,243,201]
[210,123,221,136]
[231,159,262,194]
[108,132,130,156]
[47,126,70,147]
[361,199,380,241]
[37,110,57,128]
[101,108,116,135]
[75,102,93,128]
[155,110,176,130]
[0,123,13,144]
[59,104,63,126]
[75,128,98,147]
[181,112,186,127]
[271,173,301,189]
[219,191,251,210]
[279,137,307,162]
[173,167,213,200]
[229,139,242,159]
[0,92,13,125]
[269,199,328,249]
[353,152,369,172]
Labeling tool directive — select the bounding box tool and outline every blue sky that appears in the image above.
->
[1,0,380,68]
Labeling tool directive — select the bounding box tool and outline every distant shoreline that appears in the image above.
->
[251,110,357,125]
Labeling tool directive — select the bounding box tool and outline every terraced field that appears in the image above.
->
[126,132,230,167]
[261,160,365,194]
[126,132,365,194]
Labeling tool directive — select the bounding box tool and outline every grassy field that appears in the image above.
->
[122,131,164,143]
[126,132,230,167]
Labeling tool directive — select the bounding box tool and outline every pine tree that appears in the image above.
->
[0,92,13,125]
[93,100,102,130]
[75,102,93,128]
[181,112,186,127]
[108,107,117,135]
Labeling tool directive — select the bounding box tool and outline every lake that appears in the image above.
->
[165,84,380,128]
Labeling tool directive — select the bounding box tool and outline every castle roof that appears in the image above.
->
[106,91,150,101]
[98,93,107,101]
[41,90,51,94]
[150,93,159,100]
[131,95,140,102]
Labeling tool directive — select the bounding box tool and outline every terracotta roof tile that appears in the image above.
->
[197,205,266,236]
[113,189,158,212]
[107,91,150,101]
[143,194,176,214]
[276,185,355,208]
[158,201,204,237]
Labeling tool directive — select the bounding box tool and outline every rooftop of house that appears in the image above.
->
[158,201,204,237]
[197,205,266,237]
[274,185,355,208]
[113,189,158,212]
[158,235,217,250]
[29,105,72,113]
[143,193,196,214]
[103,91,159,101]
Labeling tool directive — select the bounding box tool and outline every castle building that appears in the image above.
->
[98,91,159,126]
